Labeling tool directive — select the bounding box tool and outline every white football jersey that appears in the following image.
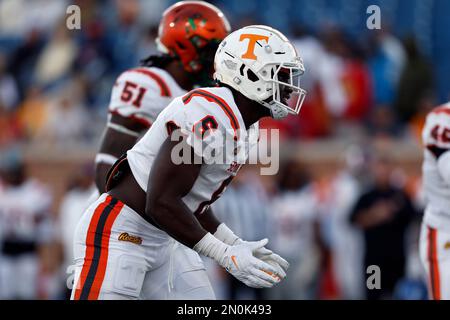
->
[270,187,318,259]
[108,66,186,127]
[422,102,450,231]
[0,179,53,243]
[127,87,259,215]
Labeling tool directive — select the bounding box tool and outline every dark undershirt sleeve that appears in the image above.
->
[427,145,450,159]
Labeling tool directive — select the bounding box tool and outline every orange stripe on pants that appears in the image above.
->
[87,200,124,299]
[428,227,441,300]
[74,195,112,300]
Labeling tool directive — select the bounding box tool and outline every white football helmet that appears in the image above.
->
[214,25,307,119]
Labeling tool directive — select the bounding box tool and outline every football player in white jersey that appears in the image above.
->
[0,156,54,299]
[420,102,450,300]
[94,1,231,193]
[71,25,306,300]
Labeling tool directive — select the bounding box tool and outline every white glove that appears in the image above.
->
[194,233,281,288]
[214,223,289,279]
[235,238,289,279]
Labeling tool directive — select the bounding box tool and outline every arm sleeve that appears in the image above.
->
[108,71,166,128]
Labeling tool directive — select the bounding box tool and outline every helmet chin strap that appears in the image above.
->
[269,104,289,119]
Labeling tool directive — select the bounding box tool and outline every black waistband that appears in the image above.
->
[106,156,160,229]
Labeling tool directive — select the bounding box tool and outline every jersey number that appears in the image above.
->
[121,81,147,108]
[431,125,450,144]
[193,116,218,139]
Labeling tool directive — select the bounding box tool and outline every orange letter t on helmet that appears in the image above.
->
[239,34,269,60]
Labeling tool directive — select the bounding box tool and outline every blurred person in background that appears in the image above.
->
[268,160,323,299]
[16,86,49,141]
[0,53,25,148]
[57,164,95,299]
[350,154,416,300]
[367,28,406,110]
[108,0,143,73]
[394,37,434,124]
[0,102,24,148]
[209,168,271,300]
[0,150,55,299]
[34,22,78,89]
[72,1,115,110]
[317,146,367,299]
[38,88,91,148]
[0,0,67,37]
[419,101,450,300]
[339,40,373,123]
[94,1,231,196]
[8,28,45,97]
[315,27,347,122]
[0,53,19,111]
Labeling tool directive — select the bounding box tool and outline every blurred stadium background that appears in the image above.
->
[0,0,449,299]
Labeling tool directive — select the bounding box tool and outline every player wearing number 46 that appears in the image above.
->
[420,101,450,300]
[71,23,306,299]
[93,1,230,195]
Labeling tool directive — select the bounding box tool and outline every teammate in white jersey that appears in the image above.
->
[94,1,231,193]
[71,25,306,300]
[420,102,450,300]
[0,157,54,299]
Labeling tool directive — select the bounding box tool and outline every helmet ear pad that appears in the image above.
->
[218,60,294,120]
[228,62,290,119]
[228,62,275,102]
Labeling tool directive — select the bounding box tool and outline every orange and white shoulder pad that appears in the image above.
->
[166,89,239,163]
[108,67,173,128]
